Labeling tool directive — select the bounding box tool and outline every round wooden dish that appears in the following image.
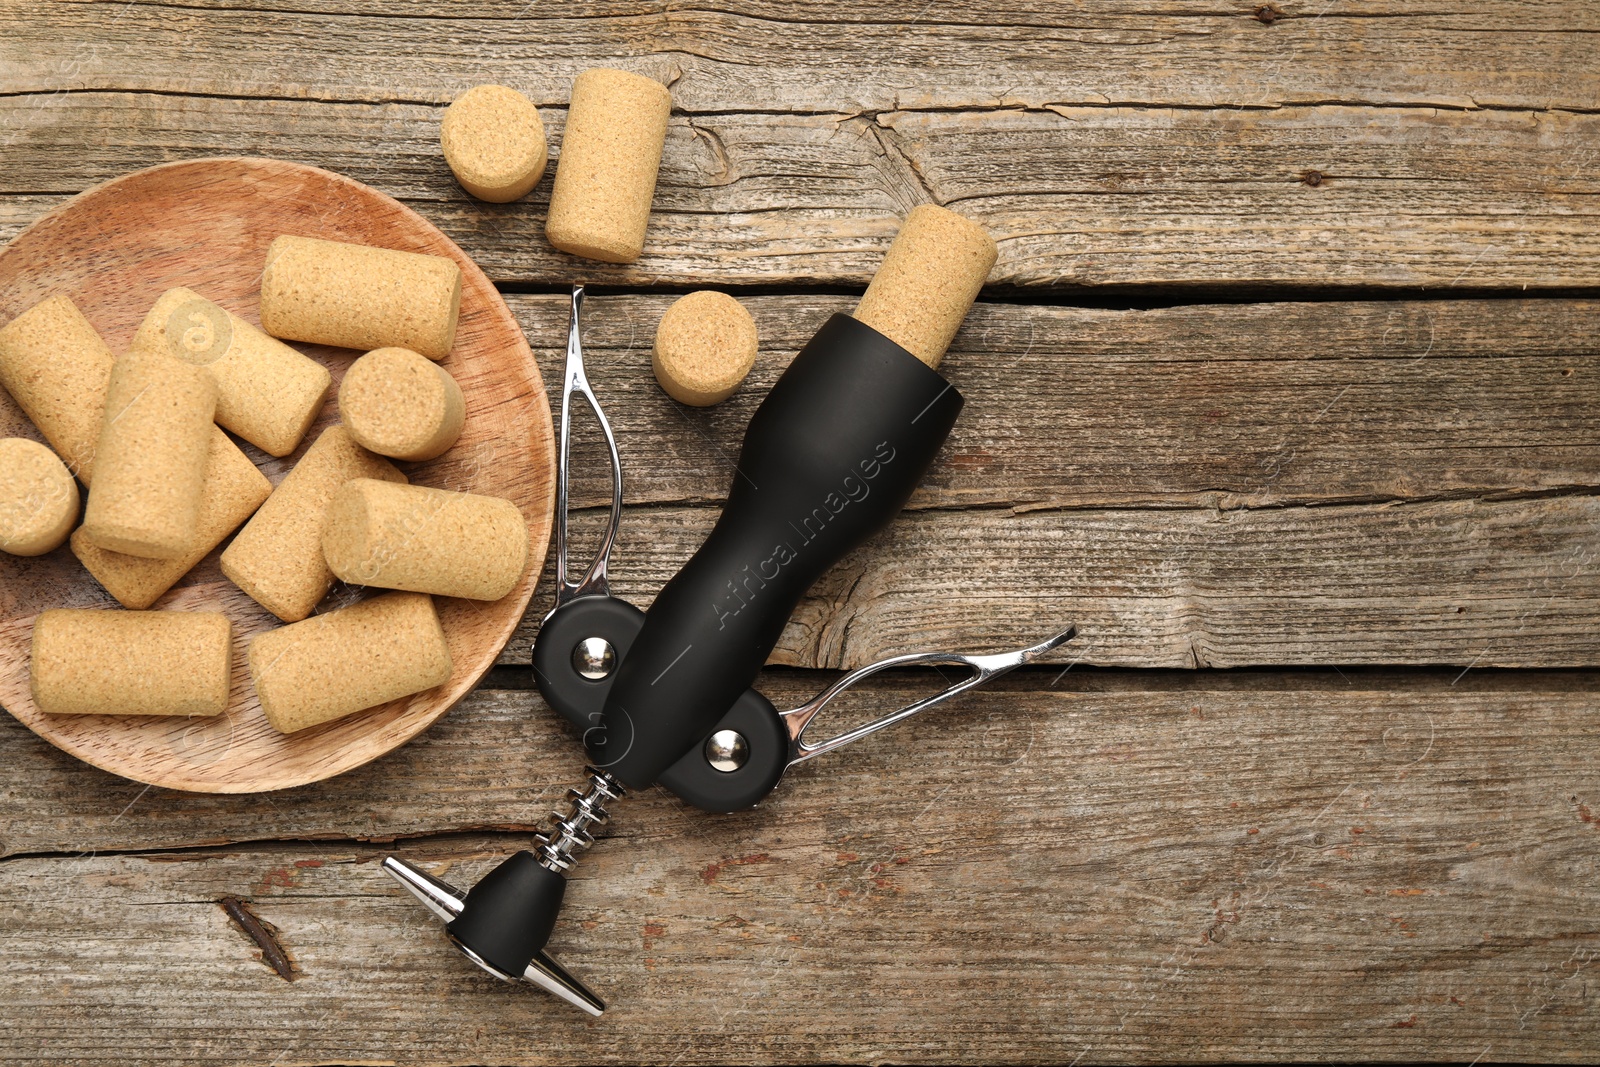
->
[0,157,555,792]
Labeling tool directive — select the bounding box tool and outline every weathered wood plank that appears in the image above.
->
[503,495,1600,670]
[3,289,1592,511]
[0,668,1591,853]
[4,93,1599,288]
[1,4,1594,1062]
[11,0,1600,112]
[505,294,1600,511]
[0,196,58,247]
[2,677,1596,1063]
[500,294,1600,670]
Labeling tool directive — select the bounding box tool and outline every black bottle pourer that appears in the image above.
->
[385,286,1073,1013]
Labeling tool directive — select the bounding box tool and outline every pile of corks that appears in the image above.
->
[0,65,997,735]
[2,236,524,734]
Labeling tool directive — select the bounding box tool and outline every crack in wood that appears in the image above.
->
[859,114,942,210]
[685,115,735,186]
[9,85,1600,117]
[217,896,297,982]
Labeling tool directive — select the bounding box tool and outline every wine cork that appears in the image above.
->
[72,428,271,609]
[441,84,548,203]
[249,591,452,734]
[80,346,218,560]
[652,291,758,406]
[338,347,465,462]
[221,425,406,622]
[0,295,115,482]
[853,204,998,370]
[131,288,331,457]
[259,236,463,359]
[545,68,672,264]
[0,438,78,556]
[31,608,232,717]
[322,479,529,602]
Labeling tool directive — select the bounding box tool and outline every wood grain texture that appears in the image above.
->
[494,292,1600,672]
[1,677,1596,1063]
[10,0,1599,112]
[0,158,557,792]
[507,294,1600,511]
[0,667,1591,853]
[1,2,1598,1061]
[4,91,1599,289]
[505,495,1600,670]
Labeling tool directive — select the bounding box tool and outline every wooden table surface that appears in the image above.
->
[2,3,1598,1064]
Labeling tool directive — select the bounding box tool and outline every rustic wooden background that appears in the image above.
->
[3,2,1599,1064]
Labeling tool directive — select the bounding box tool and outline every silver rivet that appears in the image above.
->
[571,637,615,680]
[705,729,749,773]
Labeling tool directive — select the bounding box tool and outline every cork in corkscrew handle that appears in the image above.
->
[854,204,998,370]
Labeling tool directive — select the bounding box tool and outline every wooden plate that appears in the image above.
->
[0,157,555,792]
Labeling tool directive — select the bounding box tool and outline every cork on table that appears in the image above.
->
[440,84,549,204]
[338,345,466,461]
[248,591,453,735]
[0,437,77,556]
[652,290,759,406]
[72,427,271,610]
[130,286,332,458]
[258,235,463,359]
[0,294,115,483]
[321,479,530,602]
[219,423,406,624]
[77,344,218,560]
[0,4,1598,1066]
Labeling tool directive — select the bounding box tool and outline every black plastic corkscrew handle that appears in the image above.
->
[588,313,964,789]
